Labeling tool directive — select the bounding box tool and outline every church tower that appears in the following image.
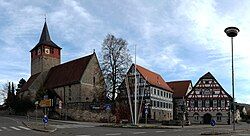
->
[30,21,61,75]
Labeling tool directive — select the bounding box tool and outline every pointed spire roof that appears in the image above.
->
[39,22,51,42]
[30,21,61,52]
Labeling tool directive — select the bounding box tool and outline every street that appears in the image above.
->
[0,115,250,136]
[0,116,45,136]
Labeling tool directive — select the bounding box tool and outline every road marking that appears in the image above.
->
[10,126,21,130]
[51,124,94,129]
[105,133,122,135]
[155,130,166,133]
[75,135,91,136]
[1,127,10,131]
[133,132,146,134]
[18,126,31,130]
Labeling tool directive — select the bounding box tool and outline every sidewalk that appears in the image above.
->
[22,121,57,133]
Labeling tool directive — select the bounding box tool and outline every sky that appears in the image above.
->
[0,0,250,104]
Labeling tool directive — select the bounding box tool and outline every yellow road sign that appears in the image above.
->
[39,99,52,107]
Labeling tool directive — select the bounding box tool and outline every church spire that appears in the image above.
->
[39,21,51,43]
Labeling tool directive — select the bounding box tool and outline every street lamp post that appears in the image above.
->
[224,26,240,131]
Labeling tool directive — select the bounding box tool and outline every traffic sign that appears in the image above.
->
[210,119,216,126]
[43,115,48,124]
[145,109,148,114]
[59,100,62,109]
[105,104,111,111]
[39,99,52,107]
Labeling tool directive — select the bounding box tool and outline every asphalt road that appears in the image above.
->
[1,115,250,136]
[0,116,46,136]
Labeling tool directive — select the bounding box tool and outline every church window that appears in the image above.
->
[50,47,54,54]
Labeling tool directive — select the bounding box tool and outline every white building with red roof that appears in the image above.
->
[116,64,173,123]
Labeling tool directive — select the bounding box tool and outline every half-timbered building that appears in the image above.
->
[116,64,173,123]
[186,72,232,124]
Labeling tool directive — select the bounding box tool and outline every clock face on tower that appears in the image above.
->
[45,48,50,54]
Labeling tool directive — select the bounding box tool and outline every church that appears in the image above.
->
[17,21,106,114]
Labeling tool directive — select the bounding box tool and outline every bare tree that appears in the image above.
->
[0,83,9,104]
[101,34,132,104]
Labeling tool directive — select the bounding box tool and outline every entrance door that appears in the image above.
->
[203,113,212,124]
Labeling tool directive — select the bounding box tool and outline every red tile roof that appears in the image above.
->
[135,64,173,92]
[19,73,41,93]
[44,53,94,89]
[167,80,192,98]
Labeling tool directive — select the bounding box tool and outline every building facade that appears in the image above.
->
[17,21,106,116]
[186,72,232,124]
[116,64,173,123]
[167,80,192,122]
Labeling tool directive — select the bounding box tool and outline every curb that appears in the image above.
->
[21,121,57,133]
[99,124,181,129]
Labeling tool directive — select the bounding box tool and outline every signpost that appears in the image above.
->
[43,115,48,128]
[145,103,149,124]
[210,119,216,135]
[35,101,39,124]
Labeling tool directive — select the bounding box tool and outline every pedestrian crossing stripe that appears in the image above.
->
[18,126,31,130]
[10,126,21,130]
[0,126,31,132]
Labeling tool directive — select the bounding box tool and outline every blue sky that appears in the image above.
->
[0,0,250,104]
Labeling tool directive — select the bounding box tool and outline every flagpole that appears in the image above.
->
[134,44,137,125]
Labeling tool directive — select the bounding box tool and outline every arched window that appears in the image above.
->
[193,113,199,122]
[216,113,222,122]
